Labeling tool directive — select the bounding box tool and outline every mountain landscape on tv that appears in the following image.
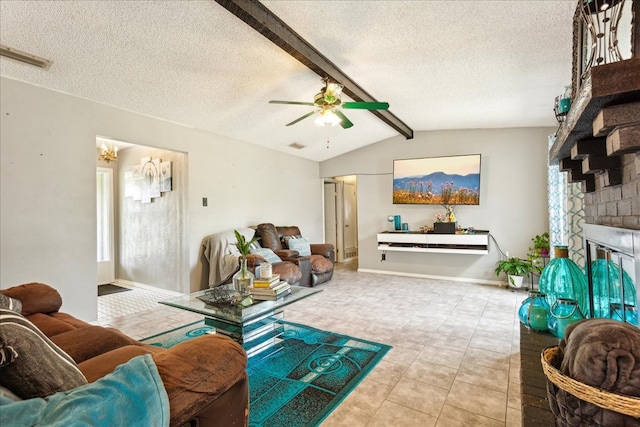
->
[393,171,480,205]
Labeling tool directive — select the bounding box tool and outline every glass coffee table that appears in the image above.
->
[160,286,321,357]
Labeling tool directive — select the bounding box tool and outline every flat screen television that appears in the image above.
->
[393,154,481,205]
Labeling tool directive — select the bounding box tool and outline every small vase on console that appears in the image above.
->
[394,215,402,231]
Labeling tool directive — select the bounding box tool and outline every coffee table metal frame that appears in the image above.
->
[160,286,321,356]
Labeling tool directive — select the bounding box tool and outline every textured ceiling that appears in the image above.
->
[0,1,580,161]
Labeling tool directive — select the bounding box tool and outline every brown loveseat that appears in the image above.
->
[203,227,302,287]
[0,283,249,427]
[253,223,334,287]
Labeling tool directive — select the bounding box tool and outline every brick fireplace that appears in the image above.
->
[583,153,640,230]
[521,2,640,425]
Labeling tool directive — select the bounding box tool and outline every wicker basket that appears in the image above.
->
[541,346,640,425]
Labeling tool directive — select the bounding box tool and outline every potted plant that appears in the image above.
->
[495,256,535,288]
[528,232,550,258]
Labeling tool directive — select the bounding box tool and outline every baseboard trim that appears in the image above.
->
[115,279,183,296]
[356,268,502,286]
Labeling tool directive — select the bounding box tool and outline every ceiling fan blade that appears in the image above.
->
[286,110,318,126]
[342,101,389,110]
[270,100,316,106]
[334,110,353,129]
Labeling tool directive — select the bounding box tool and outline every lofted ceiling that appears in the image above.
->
[0,1,581,162]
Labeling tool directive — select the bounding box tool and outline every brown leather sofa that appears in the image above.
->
[254,223,334,287]
[0,283,249,427]
[202,227,302,287]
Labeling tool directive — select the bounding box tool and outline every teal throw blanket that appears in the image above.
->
[0,355,169,427]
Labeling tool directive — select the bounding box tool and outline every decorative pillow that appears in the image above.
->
[0,355,169,427]
[0,294,22,314]
[0,308,87,399]
[285,237,311,256]
[250,247,282,264]
[281,234,302,246]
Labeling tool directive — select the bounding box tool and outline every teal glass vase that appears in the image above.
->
[394,215,401,231]
[591,250,612,318]
[518,291,550,332]
[548,298,585,338]
[539,246,589,318]
[591,249,638,319]
[591,249,638,326]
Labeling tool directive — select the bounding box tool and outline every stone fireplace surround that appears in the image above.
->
[522,3,640,423]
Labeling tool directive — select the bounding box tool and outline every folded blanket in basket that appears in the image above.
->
[560,319,640,396]
[555,319,640,427]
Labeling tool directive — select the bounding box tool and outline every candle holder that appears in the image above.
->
[548,298,585,338]
[519,291,550,332]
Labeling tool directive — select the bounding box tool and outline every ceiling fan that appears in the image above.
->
[269,77,389,129]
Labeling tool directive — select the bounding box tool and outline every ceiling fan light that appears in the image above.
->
[315,110,341,127]
[326,82,343,97]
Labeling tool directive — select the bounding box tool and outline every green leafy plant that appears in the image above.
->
[528,232,550,258]
[233,230,259,258]
[495,257,535,277]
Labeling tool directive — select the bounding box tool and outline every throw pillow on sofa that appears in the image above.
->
[0,308,87,399]
[284,236,311,256]
[249,247,282,264]
[0,294,22,314]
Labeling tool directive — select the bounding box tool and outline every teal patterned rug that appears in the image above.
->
[142,320,391,427]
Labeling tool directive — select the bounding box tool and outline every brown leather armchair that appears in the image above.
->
[254,223,334,287]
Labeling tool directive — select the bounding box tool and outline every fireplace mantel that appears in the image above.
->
[549,58,640,164]
[550,1,640,201]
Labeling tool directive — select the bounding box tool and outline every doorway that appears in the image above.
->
[324,176,358,264]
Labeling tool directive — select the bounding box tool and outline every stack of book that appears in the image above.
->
[250,275,291,301]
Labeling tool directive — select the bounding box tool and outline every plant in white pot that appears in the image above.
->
[495,257,536,288]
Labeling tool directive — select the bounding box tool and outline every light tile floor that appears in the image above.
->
[98,263,526,427]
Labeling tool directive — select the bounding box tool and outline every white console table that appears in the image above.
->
[377,230,490,255]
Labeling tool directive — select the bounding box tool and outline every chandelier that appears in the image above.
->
[98,143,118,163]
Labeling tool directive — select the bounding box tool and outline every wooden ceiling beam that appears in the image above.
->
[215,0,414,139]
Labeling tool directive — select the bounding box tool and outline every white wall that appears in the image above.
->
[117,146,189,293]
[0,77,323,321]
[320,127,553,282]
